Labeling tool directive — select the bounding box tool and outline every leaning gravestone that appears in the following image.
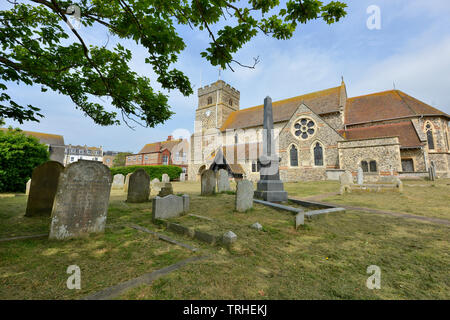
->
[25,179,31,196]
[152,194,189,221]
[235,179,254,212]
[111,174,125,190]
[162,173,170,183]
[25,161,64,217]
[357,167,364,185]
[123,173,132,192]
[49,160,112,240]
[127,169,150,203]
[201,169,216,195]
[217,169,231,192]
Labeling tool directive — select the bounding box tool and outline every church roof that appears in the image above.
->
[345,90,449,125]
[340,121,423,148]
[220,86,342,131]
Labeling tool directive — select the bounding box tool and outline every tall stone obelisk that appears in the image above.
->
[254,96,288,202]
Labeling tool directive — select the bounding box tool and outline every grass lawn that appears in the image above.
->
[0,180,449,299]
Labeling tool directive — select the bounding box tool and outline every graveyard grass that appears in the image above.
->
[0,179,449,299]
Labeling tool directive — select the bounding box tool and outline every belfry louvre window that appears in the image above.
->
[207,96,212,104]
[313,143,323,166]
[290,145,298,167]
[252,160,261,172]
[361,161,369,172]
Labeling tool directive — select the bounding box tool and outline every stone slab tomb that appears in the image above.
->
[49,160,112,240]
[111,174,125,190]
[158,182,173,197]
[201,169,216,195]
[217,169,231,192]
[127,169,150,203]
[25,161,64,217]
[152,194,189,220]
[235,179,254,212]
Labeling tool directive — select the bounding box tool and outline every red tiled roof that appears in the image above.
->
[340,121,423,148]
[345,90,449,125]
[138,139,182,154]
[220,86,341,131]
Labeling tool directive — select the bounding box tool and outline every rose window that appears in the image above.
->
[294,118,316,140]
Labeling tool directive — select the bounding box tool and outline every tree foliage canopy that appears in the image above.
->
[112,152,133,167]
[0,127,49,192]
[0,0,347,127]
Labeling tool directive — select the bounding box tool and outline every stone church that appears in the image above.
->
[188,80,450,182]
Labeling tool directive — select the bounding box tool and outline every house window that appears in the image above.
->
[70,157,74,162]
[207,96,212,104]
[361,161,369,172]
[290,145,298,167]
[369,160,377,172]
[162,155,169,165]
[313,143,323,166]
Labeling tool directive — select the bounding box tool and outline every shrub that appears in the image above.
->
[0,127,49,192]
[110,165,182,181]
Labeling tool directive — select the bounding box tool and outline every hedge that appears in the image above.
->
[110,165,183,181]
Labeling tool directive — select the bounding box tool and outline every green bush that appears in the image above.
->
[110,165,182,181]
[0,127,49,192]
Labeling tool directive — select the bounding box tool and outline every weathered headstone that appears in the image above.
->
[158,182,173,197]
[111,174,125,190]
[201,169,216,195]
[152,194,189,220]
[428,161,436,181]
[217,169,231,192]
[179,172,185,181]
[339,170,353,195]
[394,176,404,192]
[182,194,190,212]
[151,178,161,193]
[123,173,132,192]
[162,173,170,183]
[49,160,112,240]
[25,179,31,195]
[295,212,305,228]
[251,222,263,231]
[235,179,254,212]
[222,231,237,247]
[25,161,64,217]
[357,167,364,185]
[127,169,150,203]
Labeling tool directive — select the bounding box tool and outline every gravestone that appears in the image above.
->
[49,160,112,240]
[152,194,189,221]
[158,182,173,197]
[25,161,64,217]
[357,167,364,185]
[179,172,185,181]
[127,169,150,203]
[217,169,231,192]
[235,179,254,212]
[111,174,125,190]
[428,161,436,181]
[25,179,31,195]
[201,169,216,195]
[123,173,132,192]
[254,96,288,202]
[162,173,170,183]
[251,222,263,231]
[339,171,353,195]
[222,231,237,247]
[151,178,161,193]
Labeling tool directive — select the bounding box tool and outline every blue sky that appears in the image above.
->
[2,0,450,153]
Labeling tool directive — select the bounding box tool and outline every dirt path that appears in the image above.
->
[293,194,450,226]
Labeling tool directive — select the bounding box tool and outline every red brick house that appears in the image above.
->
[126,136,189,174]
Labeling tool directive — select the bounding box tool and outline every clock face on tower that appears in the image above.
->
[205,110,211,117]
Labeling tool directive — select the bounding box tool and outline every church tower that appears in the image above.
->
[195,80,240,133]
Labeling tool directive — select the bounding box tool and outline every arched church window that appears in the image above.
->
[361,161,369,172]
[369,160,377,172]
[290,145,298,167]
[425,122,434,150]
[207,96,212,104]
[293,118,316,140]
[313,142,323,166]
